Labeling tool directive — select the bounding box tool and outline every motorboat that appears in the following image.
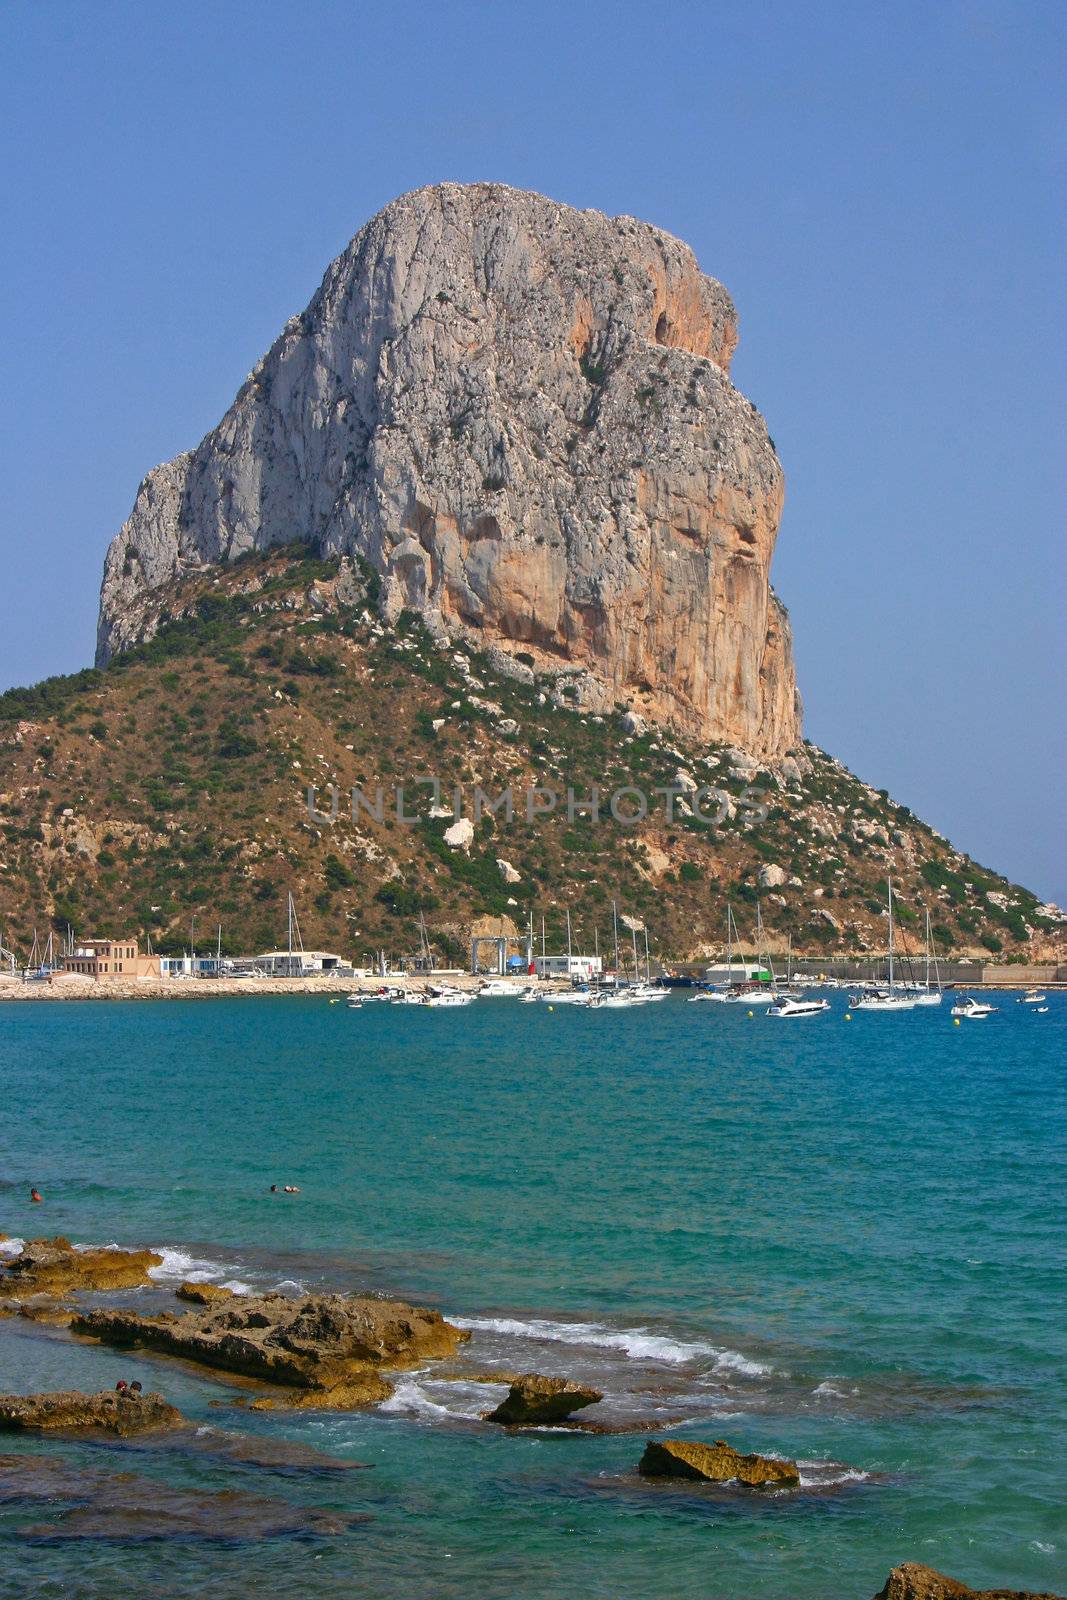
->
[1018,990,1047,1005]
[950,996,998,1019]
[477,978,527,997]
[625,982,668,1002]
[767,995,830,1018]
[345,993,364,1009]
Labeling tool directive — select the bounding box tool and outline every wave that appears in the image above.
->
[148,1246,235,1284]
[379,1374,521,1424]
[797,1458,870,1487]
[0,1237,25,1257]
[452,1313,772,1376]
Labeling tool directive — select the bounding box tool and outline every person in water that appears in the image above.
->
[283,1185,300,1194]
[270,1184,279,1193]
[115,1380,128,1392]
[29,1187,42,1203]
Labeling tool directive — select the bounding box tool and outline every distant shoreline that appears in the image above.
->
[0,973,1061,1002]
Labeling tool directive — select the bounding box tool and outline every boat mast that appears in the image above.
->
[887,877,895,990]
[612,900,620,975]
[643,926,650,984]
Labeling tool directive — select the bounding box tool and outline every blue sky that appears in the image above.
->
[1,0,1064,902]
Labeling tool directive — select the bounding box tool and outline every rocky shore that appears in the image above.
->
[0,1230,1060,1596]
[72,1287,469,1408]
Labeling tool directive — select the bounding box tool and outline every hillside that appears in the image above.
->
[0,546,1059,967]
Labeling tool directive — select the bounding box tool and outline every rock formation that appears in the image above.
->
[872,1565,1064,1600]
[72,1289,468,1406]
[98,182,801,755]
[0,1389,183,1436]
[638,1437,800,1487]
[0,1237,161,1297]
[175,1280,234,1306]
[485,1373,603,1426]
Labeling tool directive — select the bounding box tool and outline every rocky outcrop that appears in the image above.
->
[98,182,801,755]
[485,1373,603,1426]
[872,1565,1064,1600]
[71,1290,468,1406]
[175,1281,234,1306]
[0,1389,183,1436]
[638,1437,800,1487]
[0,1237,162,1297]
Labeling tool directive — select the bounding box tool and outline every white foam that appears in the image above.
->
[0,1238,24,1257]
[148,1247,234,1284]
[797,1459,870,1487]
[452,1313,771,1375]
[377,1376,457,1421]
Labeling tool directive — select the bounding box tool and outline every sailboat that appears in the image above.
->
[912,908,944,1006]
[690,906,746,1001]
[849,879,916,1011]
[721,903,779,1004]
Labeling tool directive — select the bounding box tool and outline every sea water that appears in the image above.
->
[0,991,1063,1597]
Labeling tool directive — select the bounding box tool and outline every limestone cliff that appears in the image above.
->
[97,182,801,755]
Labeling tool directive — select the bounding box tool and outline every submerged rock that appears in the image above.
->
[485,1374,603,1426]
[0,1389,183,1437]
[873,1565,1064,1600]
[0,1237,162,1296]
[0,1456,368,1543]
[638,1437,800,1487]
[72,1290,468,1407]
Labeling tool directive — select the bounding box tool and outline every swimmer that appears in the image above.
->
[30,1187,42,1203]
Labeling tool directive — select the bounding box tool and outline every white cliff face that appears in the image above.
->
[98,182,801,755]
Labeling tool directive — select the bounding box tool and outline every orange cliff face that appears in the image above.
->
[97,183,802,758]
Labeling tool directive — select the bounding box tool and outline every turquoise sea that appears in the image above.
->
[0,991,1063,1598]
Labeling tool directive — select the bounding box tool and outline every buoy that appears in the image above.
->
[548,1005,554,1012]
[747,1010,753,1018]
[844,1012,852,1021]
[954,1016,961,1026]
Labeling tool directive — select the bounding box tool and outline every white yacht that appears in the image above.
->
[767,995,830,1018]
[1017,990,1047,1005]
[477,977,527,997]
[951,995,998,1019]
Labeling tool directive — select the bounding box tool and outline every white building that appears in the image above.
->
[534,953,603,981]
[703,961,770,982]
[254,949,353,977]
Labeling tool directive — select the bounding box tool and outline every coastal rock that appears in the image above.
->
[496,857,522,884]
[0,1389,184,1437]
[97,182,801,756]
[71,1290,468,1406]
[638,1438,800,1487]
[485,1374,603,1426]
[0,1237,162,1297]
[176,1281,234,1306]
[872,1564,1064,1600]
